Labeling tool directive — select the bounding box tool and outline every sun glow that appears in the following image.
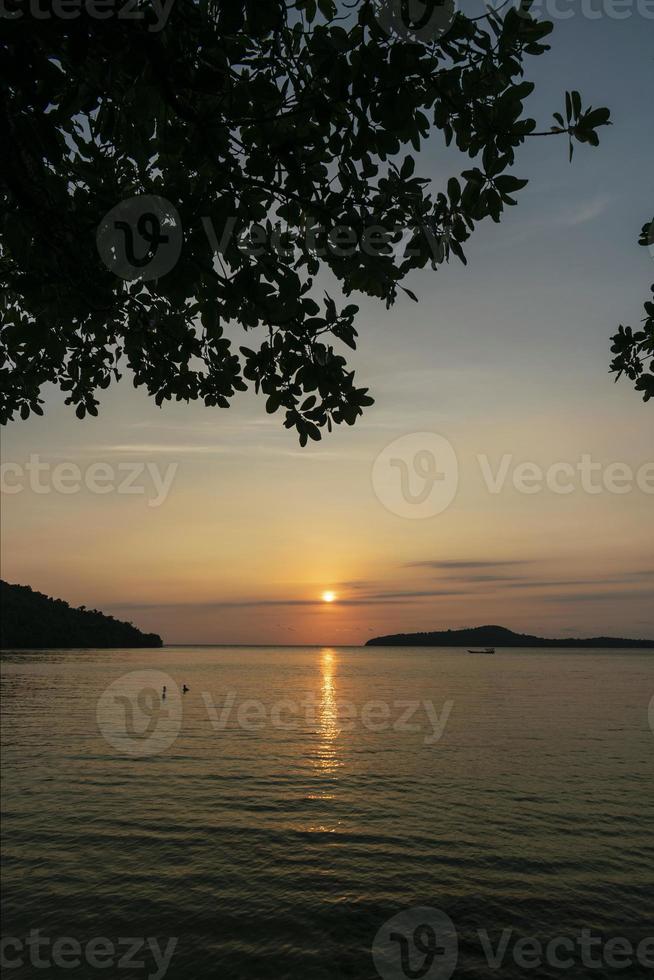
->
[321,590,336,603]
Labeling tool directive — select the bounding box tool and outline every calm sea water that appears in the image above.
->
[1,646,653,980]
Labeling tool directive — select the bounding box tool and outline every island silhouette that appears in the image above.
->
[0,581,162,649]
[366,625,654,649]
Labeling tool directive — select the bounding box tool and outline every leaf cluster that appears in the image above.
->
[0,0,610,435]
[609,220,654,402]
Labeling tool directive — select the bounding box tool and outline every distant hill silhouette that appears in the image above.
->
[366,624,654,649]
[0,581,163,649]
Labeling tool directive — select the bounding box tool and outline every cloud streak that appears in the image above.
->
[406,559,535,570]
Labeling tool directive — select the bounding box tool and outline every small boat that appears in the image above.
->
[467,648,496,655]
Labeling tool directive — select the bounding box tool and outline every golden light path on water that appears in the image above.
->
[304,649,343,833]
[319,649,339,752]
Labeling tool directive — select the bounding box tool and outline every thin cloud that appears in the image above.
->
[496,571,654,590]
[109,589,469,612]
[362,589,470,600]
[542,590,653,603]
[88,444,231,455]
[73,443,359,461]
[556,195,612,228]
[406,560,535,570]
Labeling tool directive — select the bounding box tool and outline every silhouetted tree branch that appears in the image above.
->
[0,0,611,441]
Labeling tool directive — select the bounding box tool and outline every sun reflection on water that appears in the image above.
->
[303,649,345,831]
[306,648,343,790]
[318,648,340,764]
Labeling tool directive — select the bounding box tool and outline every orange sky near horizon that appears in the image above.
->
[2,383,652,644]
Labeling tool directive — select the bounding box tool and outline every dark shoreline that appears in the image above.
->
[0,581,163,649]
[366,625,654,649]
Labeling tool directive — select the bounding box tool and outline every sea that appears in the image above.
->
[1,645,653,979]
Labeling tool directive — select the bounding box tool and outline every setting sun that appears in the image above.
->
[321,591,336,603]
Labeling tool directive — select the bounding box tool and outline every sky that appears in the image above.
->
[1,6,653,644]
